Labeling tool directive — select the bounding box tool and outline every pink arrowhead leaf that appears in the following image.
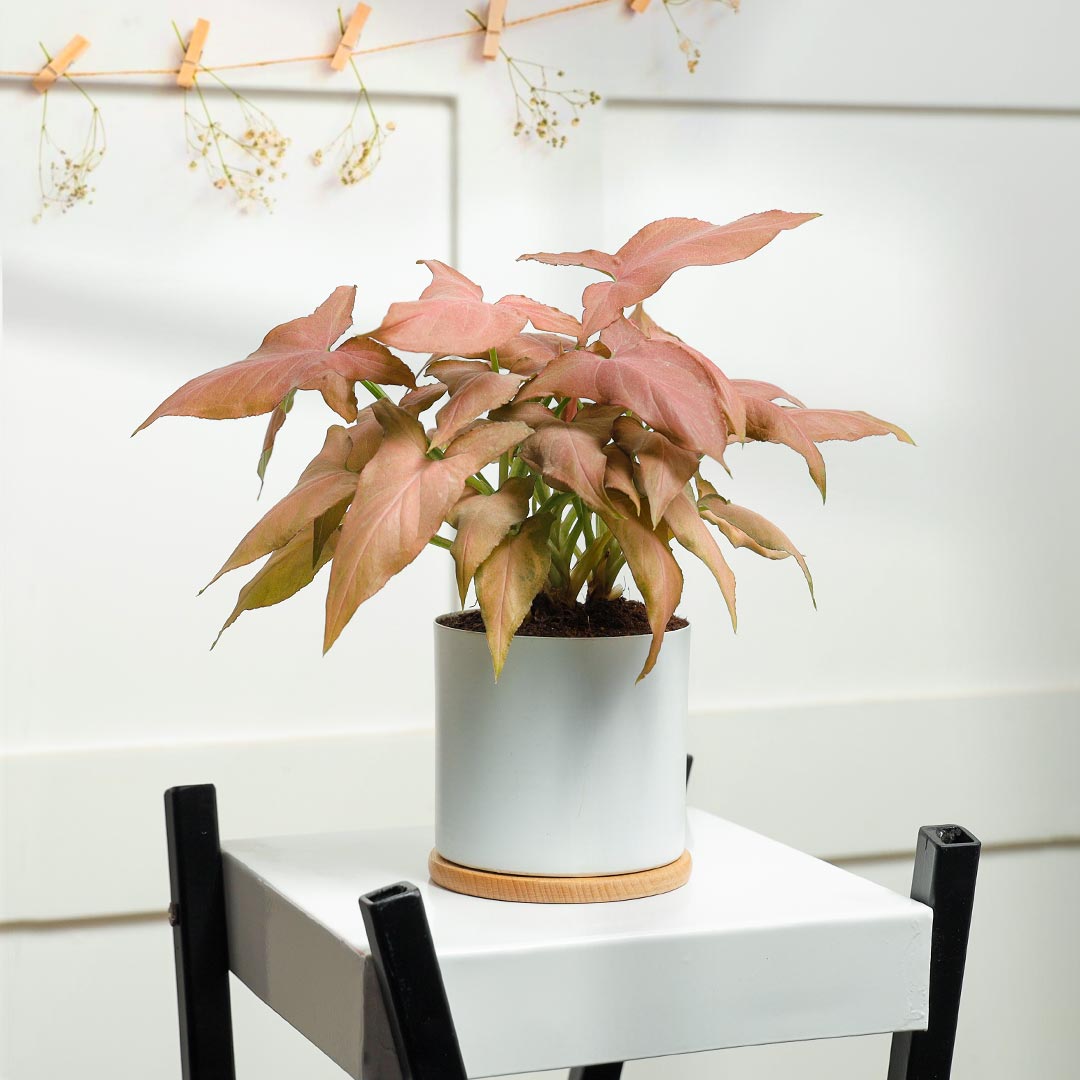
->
[569,403,626,440]
[602,444,641,514]
[520,212,820,338]
[663,489,736,631]
[214,523,338,647]
[205,425,360,589]
[369,260,526,355]
[474,512,554,678]
[344,406,384,472]
[525,339,729,464]
[136,287,413,432]
[519,421,618,513]
[449,476,534,605]
[597,493,684,681]
[599,314,647,354]
[398,381,448,417]
[496,294,584,340]
[324,402,530,650]
[490,400,562,429]
[335,335,418,389]
[613,417,700,528]
[256,388,295,493]
[426,361,526,450]
[627,306,746,440]
[738,397,828,501]
[699,493,814,604]
[497,332,576,376]
[785,408,914,446]
[733,379,806,409]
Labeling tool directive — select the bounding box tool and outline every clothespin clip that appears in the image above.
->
[482,0,507,60]
[177,18,210,89]
[33,35,90,93]
[331,4,372,71]
[628,0,653,11]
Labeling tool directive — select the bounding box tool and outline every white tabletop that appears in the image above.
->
[222,808,931,1078]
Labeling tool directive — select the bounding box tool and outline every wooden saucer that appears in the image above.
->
[428,849,692,903]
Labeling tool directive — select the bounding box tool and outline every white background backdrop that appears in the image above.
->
[1,1,1078,1077]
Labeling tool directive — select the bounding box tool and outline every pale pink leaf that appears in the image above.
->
[499,332,577,376]
[786,408,914,446]
[369,260,526,355]
[626,306,746,439]
[520,212,820,337]
[613,417,700,527]
[214,524,338,647]
[733,379,806,409]
[738,397,828,500]
[489,401,562,429]
[398,381,448,418]
[425,359,490,392]
[136,286,395,430]
[571,403,625,440]
[525,340,729,463]
[603,445,640,514]
[426,365,526,451]
[324,404,530,650]
[344,406,384,472]
[599,314,646,354]
[256,388,295,492]
[206,426,359,588]
[519,422,616,513]
[699,493,814,603]
[663,489,736,630]
[450,476,533,605]
[496,294,584,339]
[474,512,554,678]
[597,493,684,681]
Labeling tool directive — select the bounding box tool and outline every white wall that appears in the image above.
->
[2,1,1078,1077]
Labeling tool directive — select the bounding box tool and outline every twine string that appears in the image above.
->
[0,0,614,80]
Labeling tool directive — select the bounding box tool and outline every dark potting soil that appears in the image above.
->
[438,593,688,638]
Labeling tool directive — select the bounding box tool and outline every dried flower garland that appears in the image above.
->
[12,0,742,220]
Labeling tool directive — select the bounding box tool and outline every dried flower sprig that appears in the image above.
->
[313,8,394,185]
[173,22,290,212]
[663,0,741,75]
[467,9,599,148]
[33,44,106,222]
[503,55,600,147]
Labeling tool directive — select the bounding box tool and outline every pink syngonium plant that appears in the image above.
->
[137,211,911,679]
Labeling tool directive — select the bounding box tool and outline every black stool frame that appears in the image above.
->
[165,771,979,1080]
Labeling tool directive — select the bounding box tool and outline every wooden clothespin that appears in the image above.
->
[177,18,210,89]
[629,0,653,12]
[331,4,372,71]
[482,0,507,60]
[33,35,90,93]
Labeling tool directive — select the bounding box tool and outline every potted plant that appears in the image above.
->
[137,211,910,900]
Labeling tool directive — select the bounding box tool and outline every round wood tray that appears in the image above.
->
[428,849,692,903]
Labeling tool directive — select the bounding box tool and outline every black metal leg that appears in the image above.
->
[359,882,468,1080]
[165,784,237,1080]
[888,824,981,1080]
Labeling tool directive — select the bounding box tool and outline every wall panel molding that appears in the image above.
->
[3,686,1075,922]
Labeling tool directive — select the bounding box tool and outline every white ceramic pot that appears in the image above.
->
[434,617,690,876]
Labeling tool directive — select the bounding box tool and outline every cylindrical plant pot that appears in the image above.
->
[433,616,690,884]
